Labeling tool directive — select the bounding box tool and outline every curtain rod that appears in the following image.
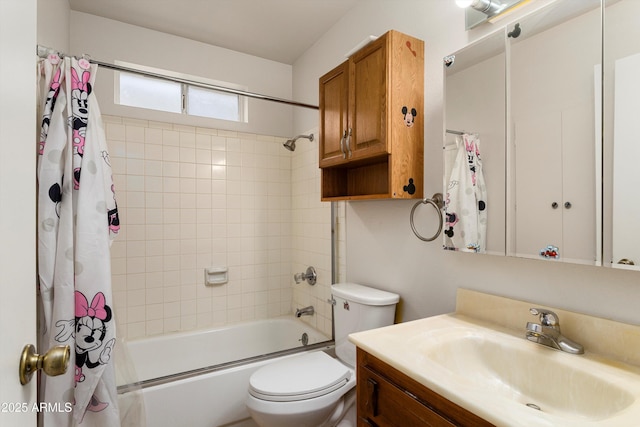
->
[36,45,319,111]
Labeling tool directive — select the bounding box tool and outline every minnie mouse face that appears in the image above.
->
[75,316,107,353]
[74,291,112,354]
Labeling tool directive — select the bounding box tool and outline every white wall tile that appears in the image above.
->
[109,118,333,343]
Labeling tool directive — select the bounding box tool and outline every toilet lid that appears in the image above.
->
[249,352,351,402]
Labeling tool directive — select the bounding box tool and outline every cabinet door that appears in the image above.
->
[319,61,349,167]
[358,367,456,427]
[349,36,389,161]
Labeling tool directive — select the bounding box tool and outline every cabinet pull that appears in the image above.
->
[346,128,353,158]
[366,377,379,417]
[340,130,347,159]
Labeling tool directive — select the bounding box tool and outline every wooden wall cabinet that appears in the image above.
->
[357,348,494,427]
[319,30,424,201]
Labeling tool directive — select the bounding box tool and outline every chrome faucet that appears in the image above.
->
[295,306,314,318]
[525,308,584,354]
[293,266,317,286]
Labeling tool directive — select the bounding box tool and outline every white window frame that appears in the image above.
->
[114,61,248,123]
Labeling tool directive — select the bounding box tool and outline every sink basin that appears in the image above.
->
[415,327,634,421]
[350,314,640,427]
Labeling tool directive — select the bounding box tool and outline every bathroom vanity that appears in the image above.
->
[357,348,492,426]
[350,289,640,427]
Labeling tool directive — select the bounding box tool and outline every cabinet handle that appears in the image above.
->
[366,377,379,417]
[346,128,353,158]
[551,202,558,209]
[564,201,572,209]
[340,130,347,159]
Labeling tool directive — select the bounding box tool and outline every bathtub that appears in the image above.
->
[117,317,332,427]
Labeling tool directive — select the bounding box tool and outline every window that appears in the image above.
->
[115,65,246,122]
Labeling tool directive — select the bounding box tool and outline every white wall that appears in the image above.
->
[37,0,69,51]
[69,11,294,138]
[292,0,640,325]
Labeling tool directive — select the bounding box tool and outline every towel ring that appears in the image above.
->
[410,193,444,242]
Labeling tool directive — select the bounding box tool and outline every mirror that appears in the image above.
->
[444,0,604,265]
[604,0,640,270]
[443,31,506,255]
[508,0,601,265]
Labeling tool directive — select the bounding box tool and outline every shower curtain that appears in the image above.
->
[37,53,120,426]
[443,133,487,252]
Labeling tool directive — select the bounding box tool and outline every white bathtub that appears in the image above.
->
[117,317,332,427]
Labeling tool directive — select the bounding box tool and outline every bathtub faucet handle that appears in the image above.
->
[293,266,317,286]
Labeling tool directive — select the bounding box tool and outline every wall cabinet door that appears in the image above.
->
[349,36,388,161]
[319,61,349,167]
[508,1,600,264]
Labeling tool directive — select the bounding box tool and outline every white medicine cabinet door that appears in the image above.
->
[443,31,506,256]
[605,0,640,270]
[508,0,601,265]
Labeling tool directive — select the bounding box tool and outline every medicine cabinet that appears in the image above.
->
[605,0,640,270]
[444,0,608,266]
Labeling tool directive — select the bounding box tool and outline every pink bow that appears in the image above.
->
[75,291,108,320]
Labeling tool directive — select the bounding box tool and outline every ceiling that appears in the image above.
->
[68,0,361,64]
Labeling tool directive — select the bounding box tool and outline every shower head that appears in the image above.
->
[283,134,314,152]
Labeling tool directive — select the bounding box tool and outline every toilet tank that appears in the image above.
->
[331,283,399,367]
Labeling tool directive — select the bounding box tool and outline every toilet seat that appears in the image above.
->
[249,352,351,402]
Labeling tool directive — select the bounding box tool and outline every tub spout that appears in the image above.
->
[295,306,314,317]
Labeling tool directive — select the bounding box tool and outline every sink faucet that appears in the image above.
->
[525,308,584,354]
[295,306,314,317]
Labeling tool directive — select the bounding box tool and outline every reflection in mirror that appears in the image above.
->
[508,0,601,265]
[460,0,530,31]
[605,0,640,270]
[443,31,506,255]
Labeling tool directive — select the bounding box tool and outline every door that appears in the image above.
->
[349,35,388,161]
[319,61,349,167]
[0,1,38,426]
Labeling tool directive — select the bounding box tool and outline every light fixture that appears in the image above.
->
[456,0,507,17]
[456,0,528,30]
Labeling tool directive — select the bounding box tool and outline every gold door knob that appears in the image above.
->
[19,344,70,385]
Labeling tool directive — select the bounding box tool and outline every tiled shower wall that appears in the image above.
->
[105,115,315,339]
[290,135,346,336]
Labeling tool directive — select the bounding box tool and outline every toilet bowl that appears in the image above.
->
[246,351,356,427]
[245,283,399,427]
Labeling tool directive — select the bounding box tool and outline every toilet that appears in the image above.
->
[245,283,400,427]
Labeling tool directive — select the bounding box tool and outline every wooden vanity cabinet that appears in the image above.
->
[319,30,424,201]
[357,348,494,427]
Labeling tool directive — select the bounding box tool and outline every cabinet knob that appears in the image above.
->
[551,202,558,209]
[564,201,572,209]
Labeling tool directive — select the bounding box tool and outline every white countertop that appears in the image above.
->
[350,313,640,427]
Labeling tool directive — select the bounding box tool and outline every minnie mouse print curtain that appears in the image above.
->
[37,53,121,426]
